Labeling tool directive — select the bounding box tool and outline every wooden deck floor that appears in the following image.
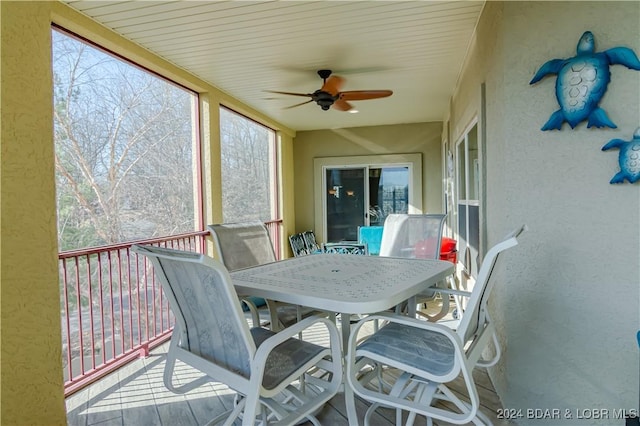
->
[66,302,511,426]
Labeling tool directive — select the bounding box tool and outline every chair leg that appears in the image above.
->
[204,399,243,426]
[162,336,179,392]
[242,393,261,426]
[364,402,380,426]
[265,300,284,331]
[472,407,492,425]
[241,298,261,328]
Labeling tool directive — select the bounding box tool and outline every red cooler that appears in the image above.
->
[414,237,457,263]
[439,237,457,264]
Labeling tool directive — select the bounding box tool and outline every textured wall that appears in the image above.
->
[1,2,67,423]
[293,122,443,233]
[0,1,298,423]
[450,1,640,422]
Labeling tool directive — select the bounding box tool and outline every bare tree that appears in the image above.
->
[220,107,273,223]
[53,31,195,250]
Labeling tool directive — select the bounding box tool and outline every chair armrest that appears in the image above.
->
[348,312,466,383]
[437,288,472,298]
[252,316,343,377]
[351,312,462,347]
[263,315,337,346]
[239,297,261,328]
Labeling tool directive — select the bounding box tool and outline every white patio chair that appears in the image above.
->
[346,225,527,426]
[379,214,445,259]
[209,222,326,331]
[132,244,343,426]
[379,214,451,321]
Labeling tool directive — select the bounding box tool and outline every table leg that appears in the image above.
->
[407,295,418,317]
[340,312,360,426]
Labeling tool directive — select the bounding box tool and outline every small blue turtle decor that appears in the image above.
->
[602,127,640,184]
[530,31,640,131]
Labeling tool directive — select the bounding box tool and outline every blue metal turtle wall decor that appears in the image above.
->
[602,127,640,184]
[530,31,640,131]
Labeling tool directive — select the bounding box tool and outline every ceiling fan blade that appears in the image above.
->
[265,90,312,98]
[332,99,353,111]
[321,75,345,96]
[339,90,393,101]
[284,99,313,109]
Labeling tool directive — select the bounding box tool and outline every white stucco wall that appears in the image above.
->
[451,2,639,423]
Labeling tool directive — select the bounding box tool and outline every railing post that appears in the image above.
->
[138,343,149,358]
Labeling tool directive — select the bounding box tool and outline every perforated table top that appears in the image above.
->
[231,254,454,314]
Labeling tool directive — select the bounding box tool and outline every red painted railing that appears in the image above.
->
[60,221,282,397]
[59,231,207,396]
[264,219,282,259]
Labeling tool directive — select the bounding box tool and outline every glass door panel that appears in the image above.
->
[468,125,479,201]
[369,166,409,226]
[325,168,366,242]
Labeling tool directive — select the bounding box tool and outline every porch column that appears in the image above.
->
[1,1,67,423]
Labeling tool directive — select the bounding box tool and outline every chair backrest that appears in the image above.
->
[358,226,384,255]
[322,242,368,255]
[208,222,276,271]
[456,225,527,345]
[131,244,255,378]
[379,214,447,259]
[289,232,309,257]
[301,230,320,253]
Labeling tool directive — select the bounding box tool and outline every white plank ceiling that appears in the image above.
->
[63,1,485,131]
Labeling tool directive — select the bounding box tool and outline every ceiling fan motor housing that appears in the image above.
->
[313,90,338,110]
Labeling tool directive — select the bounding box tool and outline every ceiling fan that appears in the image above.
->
[267,69,393,112]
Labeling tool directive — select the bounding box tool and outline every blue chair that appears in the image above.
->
[358,226,384,255]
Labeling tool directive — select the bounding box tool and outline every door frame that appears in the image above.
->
[313,153,423,242]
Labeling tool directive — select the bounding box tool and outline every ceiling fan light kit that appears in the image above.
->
[267,69,392,112]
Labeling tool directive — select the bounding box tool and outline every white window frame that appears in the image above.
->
[454,117,483,277]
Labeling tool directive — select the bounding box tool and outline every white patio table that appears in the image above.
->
[230,253,454,426]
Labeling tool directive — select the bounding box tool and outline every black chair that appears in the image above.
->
[289,232,309,257]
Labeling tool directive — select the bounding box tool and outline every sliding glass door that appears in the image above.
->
[314,154,422,243]
[323,165,410,242]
